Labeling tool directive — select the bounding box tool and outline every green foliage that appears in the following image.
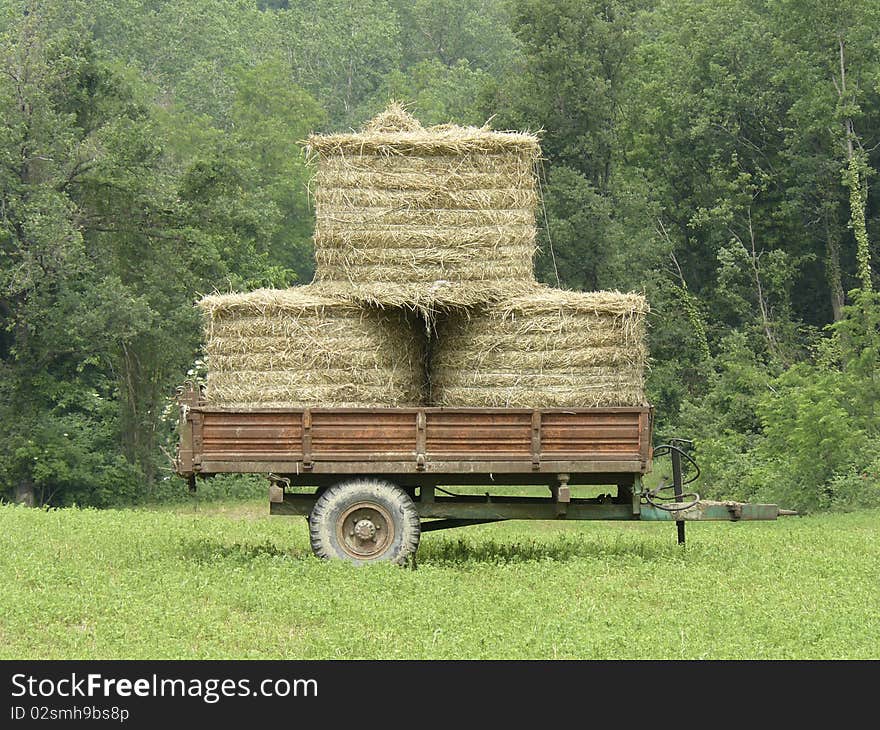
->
[825,457,880,511]
[503,0,641,184]
[0,0,878,512]
[751,364,869,511]
[370,59,495,126]
[749,291,880,511]
[534,165,612,290]
[0,4,325,505]
[172,60,326,285]
[391,0,520,75]
[679,292,880,513]
[271,0,403,127]
[675,331,772,500]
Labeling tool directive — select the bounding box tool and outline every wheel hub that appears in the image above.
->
[336,502,395,559]
[353,518,377,540]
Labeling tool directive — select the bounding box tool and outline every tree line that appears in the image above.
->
[1,0,877,512]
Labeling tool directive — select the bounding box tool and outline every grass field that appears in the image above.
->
[1,500,878,660]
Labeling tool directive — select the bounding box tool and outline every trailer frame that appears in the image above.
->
[175,382,790,562]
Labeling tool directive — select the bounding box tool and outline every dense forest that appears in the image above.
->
[1,0,877,513]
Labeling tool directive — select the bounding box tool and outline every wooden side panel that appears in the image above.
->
[541,411,642,460]
[201,411,303,461]
[186,406,653,474]
[425,411,532,459]
[641,409,653,470]
[311,410,415,458]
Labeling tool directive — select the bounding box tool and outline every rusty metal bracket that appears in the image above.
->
[191,411,203,469]
[531,411,542,470]
[416,411,427,471]
[302,410,313,471]
[268,474,289,503]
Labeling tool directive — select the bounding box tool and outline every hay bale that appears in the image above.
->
[198,285,425,408]
[306,102,542,312]
[429,288,650,408]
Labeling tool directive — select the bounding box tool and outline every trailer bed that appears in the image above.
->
[177,394,653,483]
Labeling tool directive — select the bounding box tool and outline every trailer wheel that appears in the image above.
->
[309,479,420,565]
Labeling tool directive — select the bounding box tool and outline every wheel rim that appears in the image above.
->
[336,501,395,560]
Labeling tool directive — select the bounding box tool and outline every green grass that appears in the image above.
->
[1,500,878,659]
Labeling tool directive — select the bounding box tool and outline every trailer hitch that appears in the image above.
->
[643,440,797,542]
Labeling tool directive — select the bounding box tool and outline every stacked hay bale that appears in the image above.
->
[197,103,648,411]
[429,287,649,408]
[199,285,424,408]
[306,102,541,313]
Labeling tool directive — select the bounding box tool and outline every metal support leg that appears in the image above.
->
[630,476,641,516]
[671,448,686,545]
[551,473,570,516]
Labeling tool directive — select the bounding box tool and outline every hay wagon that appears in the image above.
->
[175,382,792,565]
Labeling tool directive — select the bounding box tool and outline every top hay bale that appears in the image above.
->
[198,284,425,409]
[306,102,542,313]
[429,287,650,409]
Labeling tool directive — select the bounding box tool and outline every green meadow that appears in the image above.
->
[1,501,877,660]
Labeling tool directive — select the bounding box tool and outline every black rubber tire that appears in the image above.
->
[309,478,421,565]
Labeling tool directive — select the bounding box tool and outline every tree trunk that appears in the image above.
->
[837,35,873,293]
[846,156,874,293]
[824,211,845,321]
[14,478,35,507]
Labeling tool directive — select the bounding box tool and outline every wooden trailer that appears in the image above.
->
[175,382,792,564]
